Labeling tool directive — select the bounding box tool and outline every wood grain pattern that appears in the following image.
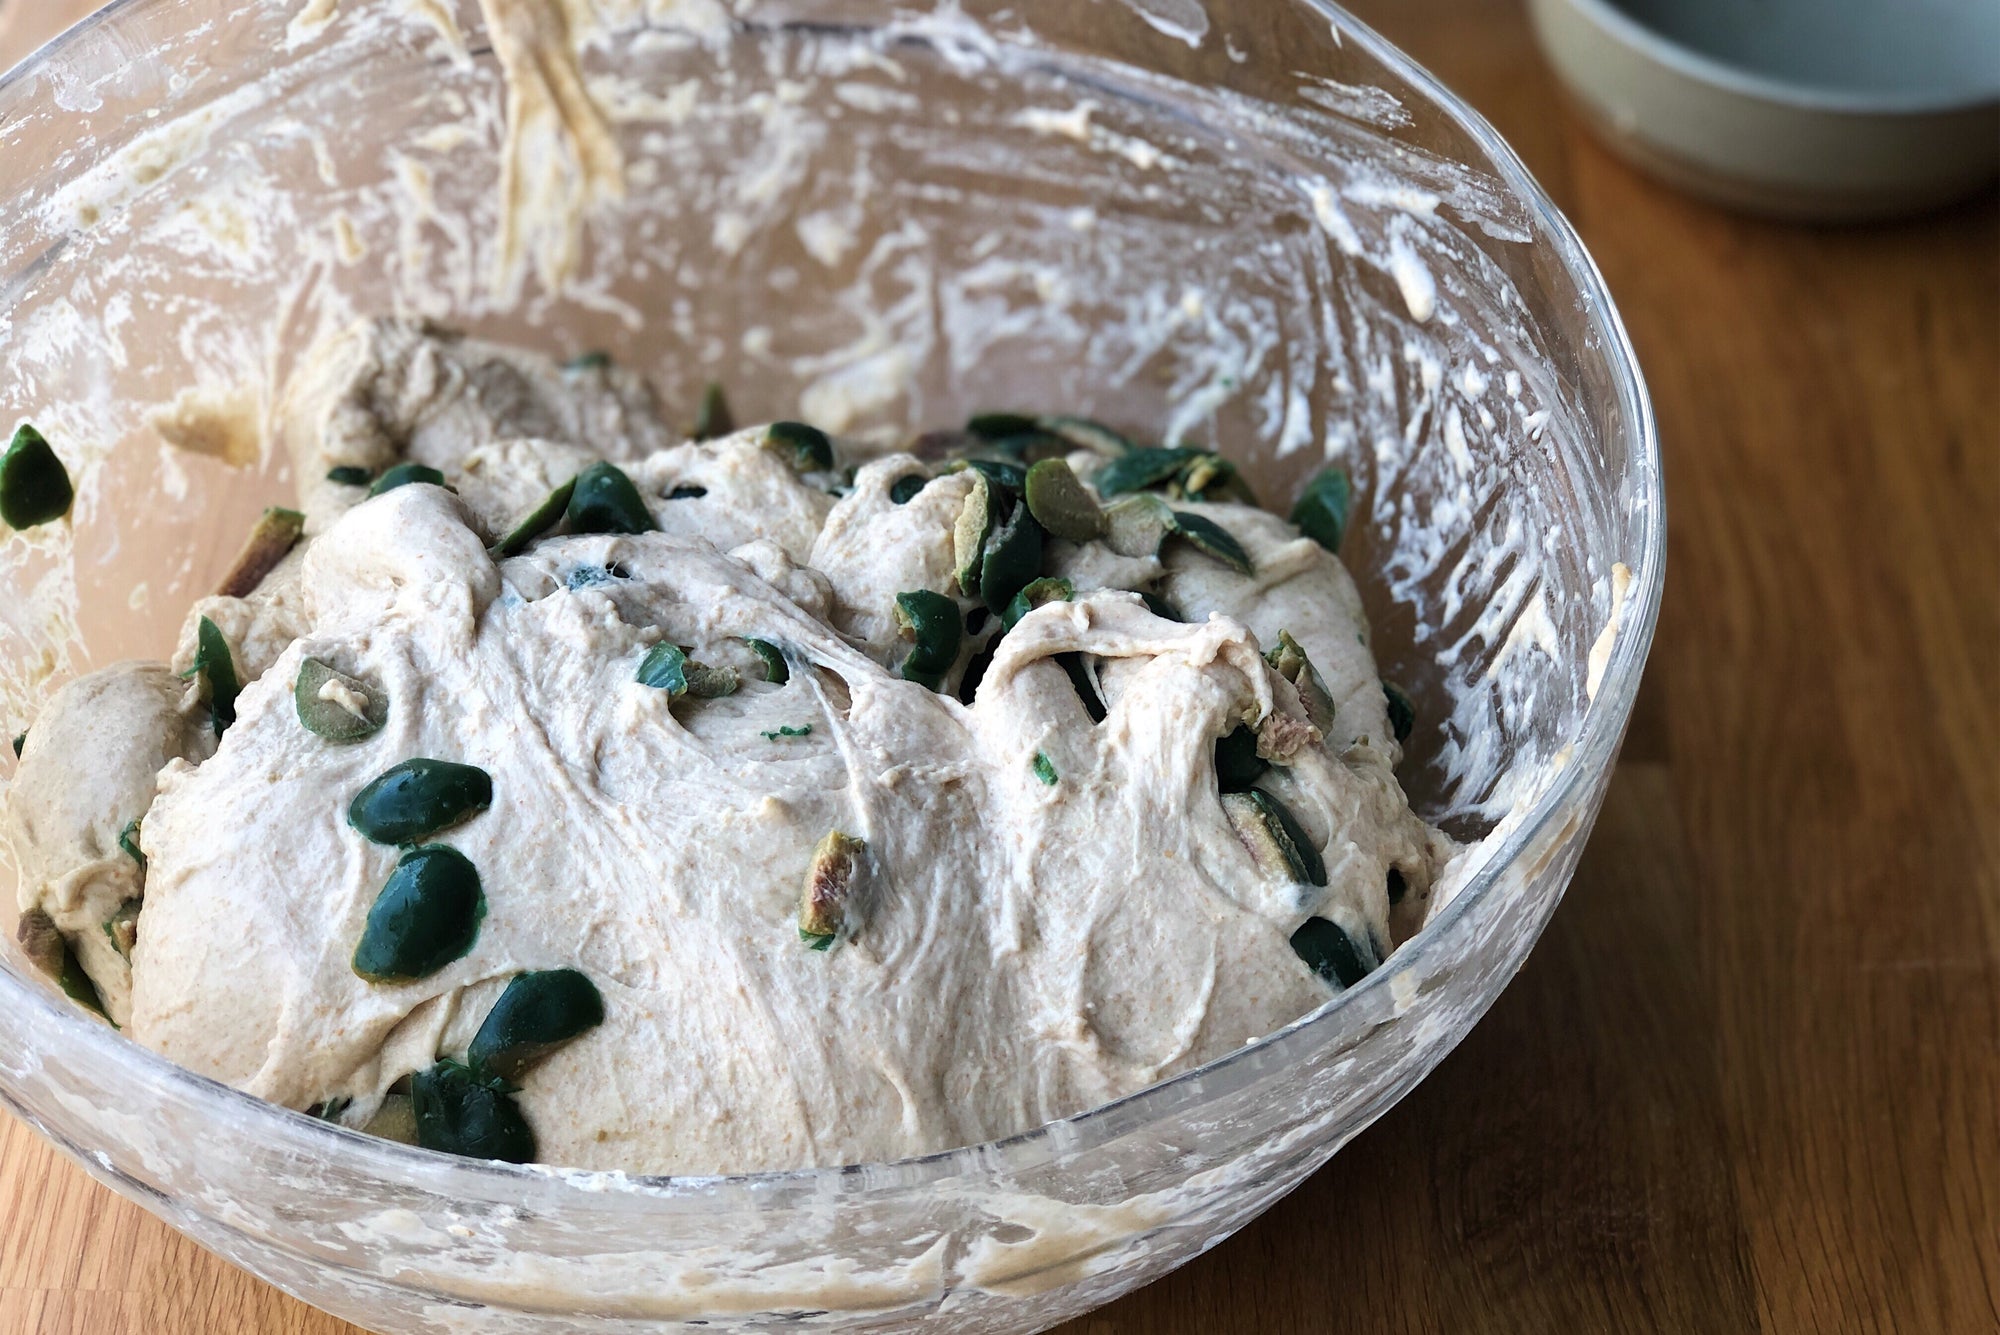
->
[3,1,1996,1332]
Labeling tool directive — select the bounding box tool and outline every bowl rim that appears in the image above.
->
[0,0,1666,1205]
[1541,0,2000,118]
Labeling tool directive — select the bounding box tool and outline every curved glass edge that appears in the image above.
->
[0,0,1665,1207]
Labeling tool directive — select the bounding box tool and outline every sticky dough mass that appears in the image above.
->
[5,319,1450,1175]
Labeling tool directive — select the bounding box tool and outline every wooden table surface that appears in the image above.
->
[3,1,1996,1332]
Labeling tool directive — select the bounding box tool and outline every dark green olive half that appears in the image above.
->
[1290,916,1380,989]
[952,471,999,593]
[1222,789,1327,886]
[295,658,388,742]
[1023,459,1106,541]
[1292,466,1354,554]
[1141,591,1181,621]
[351,844,485,983]
[1092,445,1207,498]
[565,461,655,535]
[966,412,1041,440]
[1166,511,1253,575]
[693,381,734,441]
[326,465,374,487]
[977,504,1044,613]
[348,758,493,845]
[410,1060,536,1163]
[888,473,928,505]
[0,424,73,529]
[745,638,789,685]
[1383,680,1416,744]
[193,616,240,739]
[368,462,447,497]
[467,969,606,1082]
[1214,725,1268,793]
[636,642,690,697]
[490,478,576,557]
[957,456,1029,491]
[766,421,834,472]
[895,590,963,690]
[1001,576,1073,631]
[1173,453,1257,506]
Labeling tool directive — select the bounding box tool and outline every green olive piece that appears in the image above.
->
[295,658,389,743]
[1266,631,1337,733]
[686,662,741,699]
[1214,725,1268,793]
[193,616,240,739]
[0,424,73,529]
[216,507,307,599]
[1166,511,1254,575]
[765,421,834,472]
[1383,680,1416,745]
[104,900,140,962]
[326,465,374,486]
[952,471,999,594]
[1102,493,1173,558]
[762,724,812,741]
[490,478,577,558]
[410,1059,536,1163]
[1290,916,1381,989]
[692,381,734,441]
[1092,446,1208,498]
[636,642,691,698]
[17,908,110,1020]
[799,830,866,949]
[745,638,789,685]
[1032,752,1058,786]
[1023,459,1107,541]
[888,473,928,505]
[565,461,656,535]
[117,817,145,870]
[1001,576,1073,631]
[1292,466,1354,553]
[957,456,1029,492]
[1221,789,1327,887]
[965,415,1070,464]
[1040,415,1136,458]
[348,759,493,845]
[1172,453,1257,506]
[894,590,963,691]
[467,968,606,1082]
[352,844,486,983]
[363,1093,420,1145]
[977,504,1044,613]
[1141,591,1180,621]
[966,412,1041,440]
[369,462,447,497]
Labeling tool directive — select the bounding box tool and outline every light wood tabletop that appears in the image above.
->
[3,1,1996,1332]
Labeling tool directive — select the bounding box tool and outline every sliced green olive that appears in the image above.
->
[216,507,306,598]
[765,421,834,472]
[977,504,1044,613]
[363,1093,419,1145]
[295,658,389,742]
[888,473,928,505]
[104,899,140,962]
[799,830,866,948]
[894,590,963,690]
[490,478,576,557]
[955,456,1029,491]
[562,350,612,373]
[1040,415,1136,458]
[693,381,734,441]
[762,724,812,740]
[1290,916,1380,989]
[1166,511,1253,574]
[1383,680,1416,744]
[745,638,789,685]
[17,908,110,1020]
[326,465,374,487]
[1032,751,1058,786]
[966,414,1070,464]
[0,424,73,529]
[348,759,493,845]
[1221,789,1327,887]
[966,412,1041,440]
[1093,445,1207,498]
[1292,466,1354,553]
[368,462,447,497]
[117,817,145,870]
[952,471,999,594]
[1023,459,1106,541]
[1173,453,1257,506]
[686,662,741,699]
[467,968,606,1082]
[1102,493,1173,558]
[666,484,707,500]
[636,642,691,697]
[565,461,655,535]
[351,844,486,983]
[193,616,240,738]
[1267,631,1336,734]
[410,1059,535,1163]
[1058,652,1107,723]
[1001,576,1073,631]
[1214,725,1268,793]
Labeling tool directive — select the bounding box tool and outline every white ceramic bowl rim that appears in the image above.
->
[1558,0,2000,116]
[0,0,1664,1200]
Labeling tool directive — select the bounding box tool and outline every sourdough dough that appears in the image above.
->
[5,320,1448,1175]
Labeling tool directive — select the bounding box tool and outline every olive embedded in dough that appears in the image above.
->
[744,638,789,685]
[1173,453,1257,506]
[1222,789,1327,888]
[1001,576,1074,631]
[16,907,110,1019]
[764,421,834,473]
[192,616,241,739]
[636,642,691,698]
[1266,630,1337,734]
[325,465,374,487]
[685,662,741,699]
[1091,445,1206,498]
[410,1060,536,1163]
[294,658,389,743]
[347,759,494,846]
[351,844,486,983]
[1023,459,1107,542]
[0,423,73,530]
[1165,510,1254,576]
[368,462,448,497]
[1102,492,1173,558]
[489,478,577,557]
[1289,916,1381,990]
[692,382,734,441]
[952,471,999,594]
[976,503,1044,613]
[1292,465,1355,554]
[564,461,656,536]
[799,831,866,949]
[467,968,607,1083]
[117,818,146,870]
[1214,725,1269,793]
[893,590,962,690]
[888,473,928,505]
[363,1093,420,1146]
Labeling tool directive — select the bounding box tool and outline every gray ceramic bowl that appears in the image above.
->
[1530,0,2000,218]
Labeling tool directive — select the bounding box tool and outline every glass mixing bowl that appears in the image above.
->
[0,1,1662,1330]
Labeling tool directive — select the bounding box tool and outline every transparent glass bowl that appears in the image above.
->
[0,1,1662,1331]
